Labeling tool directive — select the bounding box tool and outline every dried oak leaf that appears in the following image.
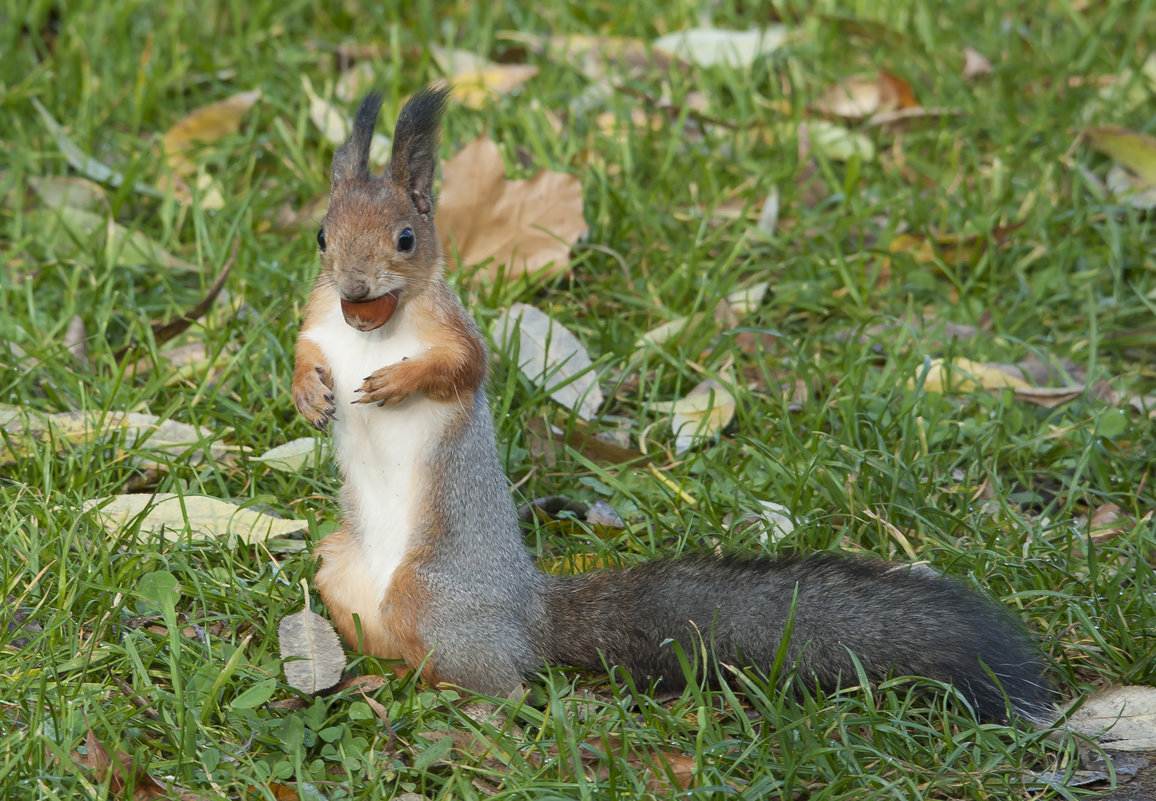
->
[437,136,587,283]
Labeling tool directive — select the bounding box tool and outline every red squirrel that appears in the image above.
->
[292,88,1052,722]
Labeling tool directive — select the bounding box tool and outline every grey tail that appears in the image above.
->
[538,554,1052,722]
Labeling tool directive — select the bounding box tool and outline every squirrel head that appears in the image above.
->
[317,87,449,316]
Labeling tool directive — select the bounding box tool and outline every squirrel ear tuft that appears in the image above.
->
[388,86,450,216]
[332,91,384,187]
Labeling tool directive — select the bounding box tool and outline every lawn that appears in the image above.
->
[2,0,1154,799]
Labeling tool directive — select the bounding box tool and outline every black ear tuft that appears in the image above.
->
[389,86,450,216]
[331,91,384,187]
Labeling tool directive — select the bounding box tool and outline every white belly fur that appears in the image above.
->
[303,303,450,605]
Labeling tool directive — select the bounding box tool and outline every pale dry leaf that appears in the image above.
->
[253,437,330,473]
[27,175,108,211]
[634,312,710,352]
[83,493,307,546]
[24,206,198,271]
[358,688,393,728]
[494,304,603,420]
[1066,686,1156,751]
[962,46,993,80]
[63,316,86,362]
[651,379,736,453]
[812,72,916,120]
[503,32,661,81]
[1105,164,1156,209]
[162,89,262,177]
[914,358,1085,405]
[727,500,796,545]
[652,26,789,69]
[804,121,876,162]
[0,410,225,462]
[302,76,390,163]
[279,593,346,694]
[1012,385,1085,408]
[31,98,161,197]
[755,188,779,237]
[336,61,377,103]
[726,282,769,317]
[438,136,587,282]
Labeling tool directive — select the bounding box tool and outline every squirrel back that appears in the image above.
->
[292,88,1053,723]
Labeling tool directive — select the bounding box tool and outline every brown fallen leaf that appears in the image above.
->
[549,735,699,793]
[438,136,587,282]
[524,416,648,467]
[71,728,211,800]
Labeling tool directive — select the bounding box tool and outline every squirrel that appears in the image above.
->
[292,87,1052,723]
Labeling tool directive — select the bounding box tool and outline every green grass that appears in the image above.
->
[3,0,1154,798]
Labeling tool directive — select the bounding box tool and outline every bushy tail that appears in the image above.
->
[539,554,1051,722]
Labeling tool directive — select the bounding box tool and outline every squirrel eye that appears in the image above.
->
[316,228,327,252]
[397,227,415,252]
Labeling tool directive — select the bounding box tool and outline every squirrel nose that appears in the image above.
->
[339,275,370,301]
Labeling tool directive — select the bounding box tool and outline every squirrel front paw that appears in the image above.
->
[294,366,337,430]
[356,362,417,407]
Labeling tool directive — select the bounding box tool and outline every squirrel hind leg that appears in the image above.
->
[313,526,402,660]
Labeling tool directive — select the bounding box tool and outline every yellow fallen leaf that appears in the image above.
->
[432,46,538,109]
[437,136,587,282]
[162,89,261,177]
[915,357,1030,393]
[540,552,623,575]
[650,378,736,453]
